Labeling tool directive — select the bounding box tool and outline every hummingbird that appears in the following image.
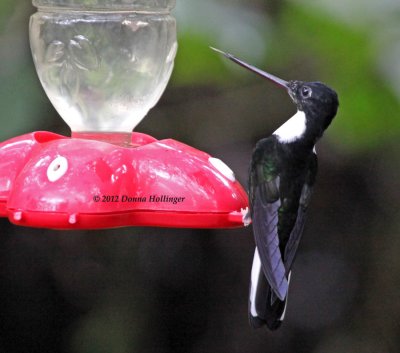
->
[211,47,339,330]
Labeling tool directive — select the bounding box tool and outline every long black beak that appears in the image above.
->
[210,47,289,90]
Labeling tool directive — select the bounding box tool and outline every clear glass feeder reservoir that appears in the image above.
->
[30,0,177,140]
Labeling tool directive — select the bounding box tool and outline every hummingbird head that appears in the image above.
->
[210,47,339,137]
[287,80,339,132]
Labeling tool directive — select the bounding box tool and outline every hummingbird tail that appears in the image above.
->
[248,250,290,330]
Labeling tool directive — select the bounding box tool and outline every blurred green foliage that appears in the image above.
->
[0,0,16,27]
[173,0,270,85]
[271,4,400,151]
[172,1,400,152]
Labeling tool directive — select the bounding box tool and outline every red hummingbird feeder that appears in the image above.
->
[0,0,249,230]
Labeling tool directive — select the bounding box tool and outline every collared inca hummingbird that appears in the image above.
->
[212,47,339,330]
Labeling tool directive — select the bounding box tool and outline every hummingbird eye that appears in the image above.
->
[301,86,312,98]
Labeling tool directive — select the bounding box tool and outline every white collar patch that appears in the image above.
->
[273,110,306,143]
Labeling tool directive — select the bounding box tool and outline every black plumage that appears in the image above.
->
[212,47,339,330]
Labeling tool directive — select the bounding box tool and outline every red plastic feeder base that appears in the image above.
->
[0,131,249,230]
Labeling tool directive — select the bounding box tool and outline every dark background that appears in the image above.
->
[1,1,400,352]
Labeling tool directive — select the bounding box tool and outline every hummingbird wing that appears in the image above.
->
[252,187,288,301]
[284,151,318,270]
[249,138,288,301]
[248,140,318,330]
[248,137,288,329]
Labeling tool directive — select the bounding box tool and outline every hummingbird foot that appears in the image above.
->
[241,207,251,226]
